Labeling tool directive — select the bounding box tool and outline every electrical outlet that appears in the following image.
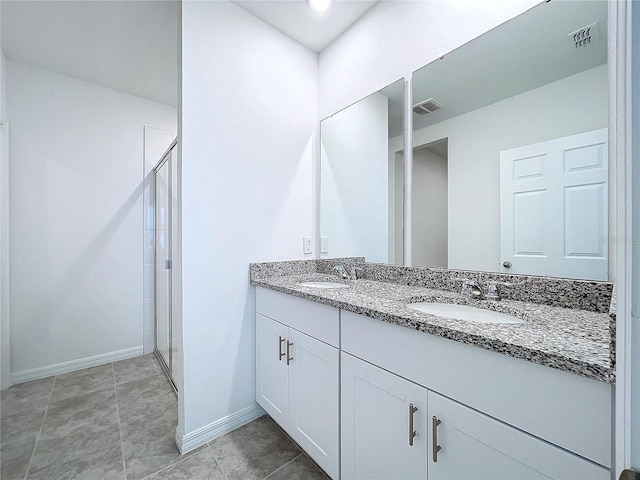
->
[303,237,312,254]
[320,237,329,254]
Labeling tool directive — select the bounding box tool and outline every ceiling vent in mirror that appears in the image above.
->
[413,98,443,115]
[568,22,599,48]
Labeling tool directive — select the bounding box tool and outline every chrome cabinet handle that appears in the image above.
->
[278,336,286,361]
[432,416,442,462]
[409,404,418,446]
[286,341,294,365]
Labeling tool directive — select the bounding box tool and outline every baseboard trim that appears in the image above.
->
[175,404,266,454]
[11,346,144,385]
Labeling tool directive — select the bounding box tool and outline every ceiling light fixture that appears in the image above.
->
[307,0,332,14]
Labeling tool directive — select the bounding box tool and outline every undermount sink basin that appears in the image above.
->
[407,302,523,324]
[297,282,349,289]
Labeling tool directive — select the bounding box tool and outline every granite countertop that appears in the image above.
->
[252,272,614,384]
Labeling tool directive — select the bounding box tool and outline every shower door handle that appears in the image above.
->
[165,260,172,269]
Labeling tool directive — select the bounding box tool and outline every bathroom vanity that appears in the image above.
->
[251,259,614,480]
[274,1,615,477]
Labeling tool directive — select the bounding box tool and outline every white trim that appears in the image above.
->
[313,121,321,259]
[175,404,265,454]
[1,122,11,391]
[611,0,634,475]
[402,76,413,267]
[10,346,143,385]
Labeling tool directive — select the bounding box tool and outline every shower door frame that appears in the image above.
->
[153,139,178,393]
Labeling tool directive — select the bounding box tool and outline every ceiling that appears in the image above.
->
[1,1,180,107]
[231,1,379,53]
[0,0,378,108]
[411,0,607,132]
[366,0,607,139]
[0,1,606,119]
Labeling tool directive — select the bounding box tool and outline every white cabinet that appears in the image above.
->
[256,314,290,428]
[341,352,427,480]
[428,392,609,480]
[341,310,612,468]
[341,353,608,480]
[288,327,339,478]
[255,289,612,480]
[256,289,339,479]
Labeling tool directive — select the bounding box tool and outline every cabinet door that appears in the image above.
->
[341,353,427,480]
[428,392,609,480]
[289,329,339,479]
[256,314,289,429]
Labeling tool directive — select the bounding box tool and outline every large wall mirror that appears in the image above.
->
[320,79,404,264]
[411,0,608,280]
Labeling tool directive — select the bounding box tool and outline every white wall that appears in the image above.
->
[7,60,176,380]
[318,0,540,119]
[412,65,607,272]
[413,148,447,268]
[179,0,317,442]
[320,92,388,262]
[390,152,403,265]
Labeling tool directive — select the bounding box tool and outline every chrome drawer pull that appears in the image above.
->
[278,336,286,361]
[286,341,294,365]
[409,403,418,446]
[432,416,442,462]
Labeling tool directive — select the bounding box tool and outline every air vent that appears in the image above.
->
[413,98,443,116]
[568,22,599,48]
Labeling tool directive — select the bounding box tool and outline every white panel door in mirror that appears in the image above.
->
[500,128,607,280]
[513,190,546,257]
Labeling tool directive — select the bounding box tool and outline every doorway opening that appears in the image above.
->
[412,138,448,268]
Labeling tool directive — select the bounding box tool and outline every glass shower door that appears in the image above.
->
[154,151,172,380]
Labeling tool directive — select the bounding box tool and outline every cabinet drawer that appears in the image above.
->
[341,310,612,468]
[428,391,609,479]
[256,287,339,347]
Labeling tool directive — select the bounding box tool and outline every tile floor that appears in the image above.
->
[0,354,329,480]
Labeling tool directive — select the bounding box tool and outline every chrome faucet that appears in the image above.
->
[334,265,349,279]
[458,278,511,301]
[460,279,485,300]
[486,281,512,301]
[334,265,360,280]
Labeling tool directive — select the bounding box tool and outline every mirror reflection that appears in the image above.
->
[320,79,404,264]
[411,0,608,280]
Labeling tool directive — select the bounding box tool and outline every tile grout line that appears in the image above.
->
[267,417,329,479]
[23,375,57,480]
[121,355,184,479]
[263,452,303,480]
[111,362,128,480]
[299,451,331,479]
[211,447,230,480]
[143,444,221,479]
[206,443,231,480]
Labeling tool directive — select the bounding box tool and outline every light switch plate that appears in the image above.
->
[320,237,329,254]
[303,237,312,254]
